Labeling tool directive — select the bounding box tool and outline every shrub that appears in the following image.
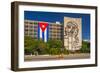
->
[62,48,69,55]
[24,47,33,55]
[49,48,61,55]
[80,48,90,53]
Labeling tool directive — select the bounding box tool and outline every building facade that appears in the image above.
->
[64,17,82,51]
[24,20,38,39]
[24,20,63,40]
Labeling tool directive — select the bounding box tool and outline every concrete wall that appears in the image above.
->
[64,17,82,51]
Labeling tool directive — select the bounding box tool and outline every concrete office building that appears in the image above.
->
[24,20,63,40]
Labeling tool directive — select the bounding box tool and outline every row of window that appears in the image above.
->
[25,33,38,35]
[24,22,38,24]
[49,28,62,30]
[49,25,62,27]
[25,31,62,35]
[25,26,38,28]
[49,32,61,34]
[53,26,61,28]
[49,30,62,32]
[49,35,61,37]
[25,24,62,28]
[25,30,62,33]
[25,24,38,26]
[49,24,62,26]
[49,32,63,34]
[25,26,62,29]
[25,28,62,31]
[25,27,38,30]
[25,33,38,37]
[49,35,62,36]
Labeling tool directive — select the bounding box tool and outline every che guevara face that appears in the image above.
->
[65,21,79,37]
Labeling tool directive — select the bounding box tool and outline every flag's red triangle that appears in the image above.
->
[39,22,48,32]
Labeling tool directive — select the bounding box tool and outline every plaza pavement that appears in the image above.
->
[24,53,90,61]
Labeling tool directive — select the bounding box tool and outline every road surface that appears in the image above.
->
[24,53,90,61]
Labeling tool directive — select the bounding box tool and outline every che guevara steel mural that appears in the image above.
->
[64,17,82,51]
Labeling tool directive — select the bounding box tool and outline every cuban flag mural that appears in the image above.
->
[38,22,49,42]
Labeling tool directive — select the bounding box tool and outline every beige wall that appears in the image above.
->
[64,17,82,51]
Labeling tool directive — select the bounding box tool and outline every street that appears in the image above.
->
[24,53,90,61]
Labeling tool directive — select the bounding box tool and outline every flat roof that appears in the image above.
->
[24,20,63,25]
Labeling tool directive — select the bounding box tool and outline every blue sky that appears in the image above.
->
[24,11,90,40]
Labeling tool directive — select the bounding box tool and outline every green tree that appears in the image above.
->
[24,36,34,55]
[24,36,69,55]
[37,40,48,55]
[24,36,41,55]
[47,40,63,48]
[80,41,90,53]
[46,40,64,55]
